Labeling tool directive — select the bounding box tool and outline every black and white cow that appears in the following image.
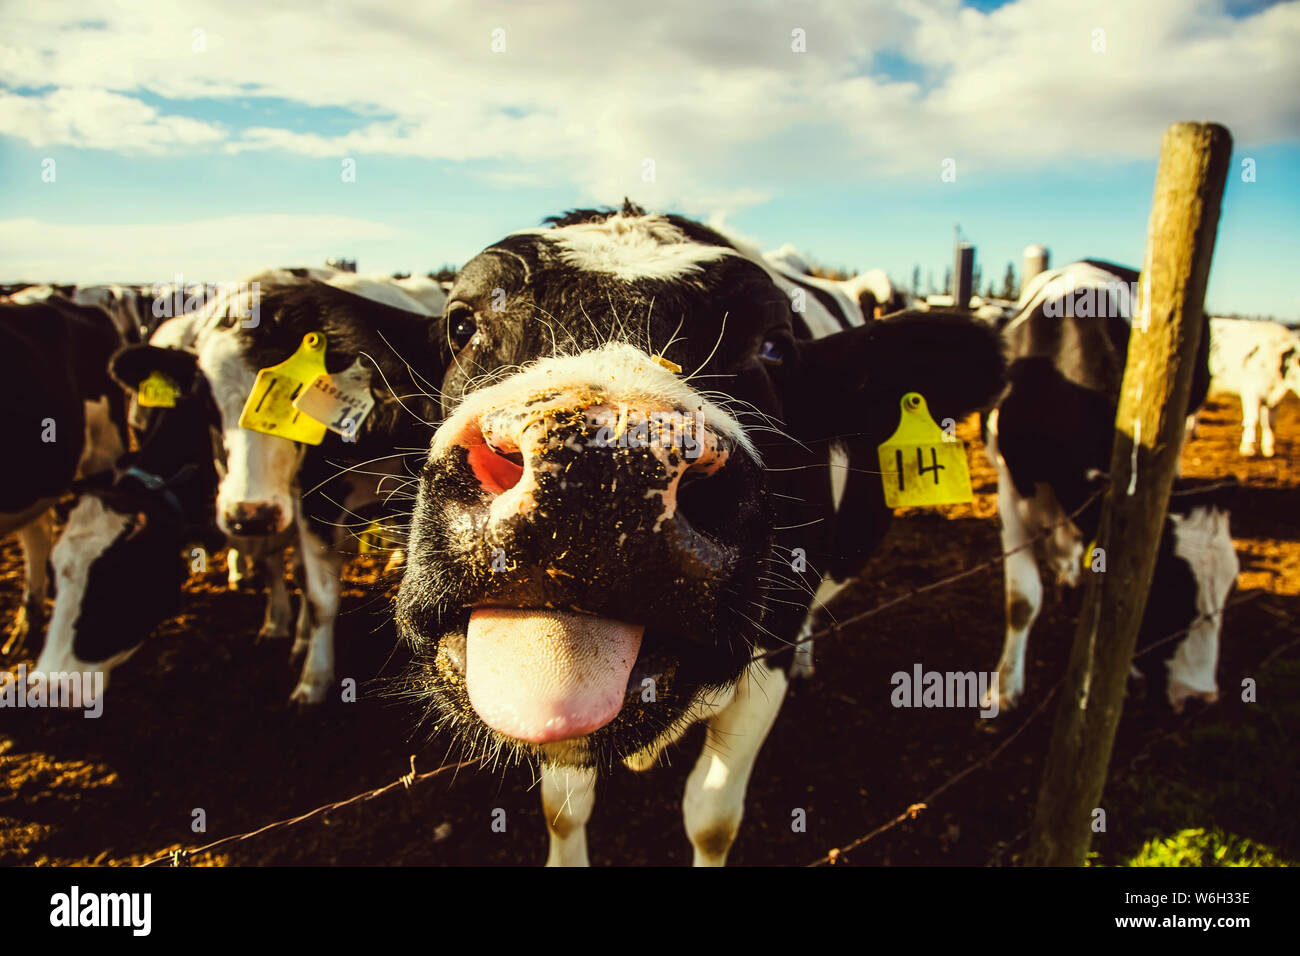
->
[393,202,1005,865]
[33,343,224,683]
[763,243,908,318]
[0,297,131,656]
[1202,316,1300,458]
[983,260,1238,712]
[118,275,443,704]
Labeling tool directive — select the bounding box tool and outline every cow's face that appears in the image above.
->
[197,325,302,540]
[396,207,1005,770]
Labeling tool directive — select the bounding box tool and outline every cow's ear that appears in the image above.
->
[783,311,1006,442]
[110,344,201,394]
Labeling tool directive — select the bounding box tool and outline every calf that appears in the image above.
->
[393,202,1004,865]
[764,243,908,318]
[984,261,1237,711]
[1203,316,1300,457]
[0,298,130,655]
[34,345,223,684]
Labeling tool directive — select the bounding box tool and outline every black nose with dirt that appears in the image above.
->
[424,397,762,744]
[224,503,283,537]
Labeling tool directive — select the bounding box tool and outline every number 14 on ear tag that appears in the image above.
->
[877,392,972,508]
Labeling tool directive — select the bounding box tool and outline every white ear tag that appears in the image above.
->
[293,359,376,438]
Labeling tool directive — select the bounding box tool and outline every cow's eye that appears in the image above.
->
[758,339,785,366]
[448,303,477,350]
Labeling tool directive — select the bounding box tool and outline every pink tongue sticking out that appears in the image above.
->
[465,608,644,744]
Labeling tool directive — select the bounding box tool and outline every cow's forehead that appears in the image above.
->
[501,213,739,283]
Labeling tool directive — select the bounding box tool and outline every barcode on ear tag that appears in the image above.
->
[293,358,375,438]
[237,332,329,445]
[138,371,178,408]
[877,392,973,508]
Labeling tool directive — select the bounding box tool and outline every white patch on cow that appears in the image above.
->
[37,497,138,683]
[540,764,597,867]
[434,342,758,464]
[682,660,789,866]
[1166,506,1238,710]
[326,273,435,315]
[289,520,343,705]
[196,326,300,535]
[517,214,737,282]
[984,408,1043,710]
[393,275,448,315]
[1007,261,1135,333]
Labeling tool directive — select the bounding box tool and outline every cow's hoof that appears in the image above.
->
[984,678,1020,713]
[1239,443,1256,457]
[289,678,330,707]
[257,622,290,641]
[1261,445,1275,459]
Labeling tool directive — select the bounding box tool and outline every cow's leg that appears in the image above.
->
[3,510,55,655]
[989,469,1042,711]
[226,549,246,590]
[682,661,788,867]
[1259,402,1275,458]
[1239,392,1260,456]
[289,524,341,705]
[540,764,597,867]
[257,548,292,639]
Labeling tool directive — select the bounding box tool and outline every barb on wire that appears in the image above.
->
[138,756,482,868]
[806,589,1261,866]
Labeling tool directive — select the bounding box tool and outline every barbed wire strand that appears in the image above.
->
[138,755,483,868]
[807,589,1266,866]
[753,485,1109,665]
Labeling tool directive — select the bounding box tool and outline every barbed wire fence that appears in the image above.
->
[128,478,1277,868]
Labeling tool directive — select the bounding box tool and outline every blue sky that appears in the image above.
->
[2,0,1298,319]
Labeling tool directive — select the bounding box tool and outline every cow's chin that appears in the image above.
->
[402,610,749,771]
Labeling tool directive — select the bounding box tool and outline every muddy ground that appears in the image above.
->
[1,395,1296,867]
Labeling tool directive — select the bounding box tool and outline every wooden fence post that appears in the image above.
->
[1024,122,1233,866]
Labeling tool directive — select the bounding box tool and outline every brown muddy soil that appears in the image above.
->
[1,395,1296,867]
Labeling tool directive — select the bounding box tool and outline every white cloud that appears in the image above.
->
[0,88,225,153]
[0,215,405,283]
[0,0,1297,218]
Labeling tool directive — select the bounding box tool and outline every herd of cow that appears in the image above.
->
[3,201,1298,865]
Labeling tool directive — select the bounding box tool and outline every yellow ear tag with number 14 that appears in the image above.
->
[877,392,973,508]
[237,332,329,445]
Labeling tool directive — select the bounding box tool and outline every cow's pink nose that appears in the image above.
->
[448,400,729,504]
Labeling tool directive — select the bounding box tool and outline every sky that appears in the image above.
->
[1,0,1298,319]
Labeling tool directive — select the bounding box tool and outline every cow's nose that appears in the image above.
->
[456,400,729,515]
[224,503,283,537]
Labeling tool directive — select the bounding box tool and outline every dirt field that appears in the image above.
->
[2,395,1296,867]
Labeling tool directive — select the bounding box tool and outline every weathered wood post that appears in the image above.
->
[1024,122,1232,866]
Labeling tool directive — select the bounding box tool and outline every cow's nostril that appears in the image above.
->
[467,442,525,495]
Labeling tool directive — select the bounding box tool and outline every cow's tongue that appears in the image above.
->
[465,608,643,744]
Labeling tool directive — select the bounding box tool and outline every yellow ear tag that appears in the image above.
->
[237,332,329,445]
[358,520,392,554]
[138,371,179,408]
[877,392,973,508]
